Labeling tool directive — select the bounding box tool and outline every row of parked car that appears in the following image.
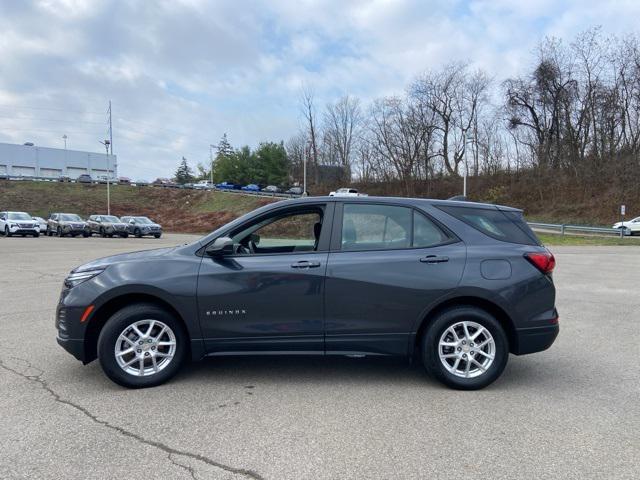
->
[195,181,304,195]
[0,211,163,238]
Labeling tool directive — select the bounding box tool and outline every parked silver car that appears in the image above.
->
[120,216,163,238]
[46,213,90,237]
[87,215,129,238]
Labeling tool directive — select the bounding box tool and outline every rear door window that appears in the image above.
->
[342,204,411,251]
[437,205,540,245]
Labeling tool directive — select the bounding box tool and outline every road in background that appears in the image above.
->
[0,235,638,479]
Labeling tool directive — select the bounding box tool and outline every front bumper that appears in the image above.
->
[8,225,39,234]
[56,301,89,362]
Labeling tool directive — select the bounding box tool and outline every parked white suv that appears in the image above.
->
[613,216,640,235]
[193,181,214,190]
[328,187,367,197]
[0,211,40,237]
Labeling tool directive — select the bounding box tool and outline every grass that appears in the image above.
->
[537,232,640,246]
[0,180,277,232]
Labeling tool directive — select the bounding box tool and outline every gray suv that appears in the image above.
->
[87,215,129,238]
[47,213,90,237]
[120,216,162,238]
[56,197,558,390]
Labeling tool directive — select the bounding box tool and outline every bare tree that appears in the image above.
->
[323,95,362,181]
[300,85,320,183]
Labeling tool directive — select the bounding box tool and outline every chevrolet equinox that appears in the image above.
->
[56,197,558,390]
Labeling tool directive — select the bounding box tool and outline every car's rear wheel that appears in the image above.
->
[134,228,142,238]
[422,306,508,390]
[97,303,187,388]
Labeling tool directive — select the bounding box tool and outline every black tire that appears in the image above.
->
[100,227,106,238]
[108,233,113,238]
[134,228,142,238]
[84,230,91,238]
[154,233,161,239]
[33,232,39,238]
[21,234,25,237]
[97,303,187,389]
[121,233,129,238]
[71,233,77,237]
[57,226,63,237]
[5,226,11,237]
[46,227,51,237]
[421,306,509,390]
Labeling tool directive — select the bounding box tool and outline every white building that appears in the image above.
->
[0,142,117,180]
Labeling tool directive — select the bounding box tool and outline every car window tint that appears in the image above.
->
[342,204,411,250]
[251,212,320,249]
[413,211,449,247]
[437,205,540,246]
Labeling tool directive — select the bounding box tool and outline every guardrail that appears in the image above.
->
[528,222,628,237]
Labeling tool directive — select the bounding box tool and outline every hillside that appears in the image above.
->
[0,181,277,233]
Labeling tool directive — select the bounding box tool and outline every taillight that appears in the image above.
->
[524,250,556,274]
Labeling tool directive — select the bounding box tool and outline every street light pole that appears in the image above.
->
[62,134,67,150]
[100,139,111,215]
[209,144,214,185]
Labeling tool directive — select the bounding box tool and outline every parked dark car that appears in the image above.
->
[118,177,131,184]
[77,174,93,184]
[57,175,71,183]
[87,215,129,238]
[215,181,237,190]
[120,216,163,238]
[56,196,558,390]
[47,213,90,237]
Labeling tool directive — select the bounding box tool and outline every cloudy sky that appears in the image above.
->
[0,0,638,180]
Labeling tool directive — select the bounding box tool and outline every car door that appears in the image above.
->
[324,202,466,356]
[197,202,334,354]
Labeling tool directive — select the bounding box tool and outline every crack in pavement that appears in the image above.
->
[0,357,265,480]
[169,453,199,480]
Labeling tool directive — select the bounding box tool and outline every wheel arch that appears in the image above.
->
[84,293,191,363]
[411,295,516,358]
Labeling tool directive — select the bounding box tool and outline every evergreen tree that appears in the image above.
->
[174,157,195,184]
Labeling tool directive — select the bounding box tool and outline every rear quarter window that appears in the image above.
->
[437,205,540,246]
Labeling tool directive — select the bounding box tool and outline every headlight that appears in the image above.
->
[64,268,105,288]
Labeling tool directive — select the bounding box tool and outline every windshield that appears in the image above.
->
[8,212,32,220]
[135,217,153,224]
[102,215,120,222]
[60,214,82,222]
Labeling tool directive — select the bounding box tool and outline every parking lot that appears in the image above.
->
[0,234,638,480]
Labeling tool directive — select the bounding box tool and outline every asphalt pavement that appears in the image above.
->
[0,234,638,479]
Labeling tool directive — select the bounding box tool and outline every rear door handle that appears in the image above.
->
[291,260,321,269]
[420,255,449,264]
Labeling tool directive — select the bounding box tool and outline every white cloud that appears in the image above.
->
[0,0,635,179]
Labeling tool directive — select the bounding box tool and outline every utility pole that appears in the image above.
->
[209,144,214,185]
[62,134,67,150]
[100,139,111,215]
[107,100,114,179]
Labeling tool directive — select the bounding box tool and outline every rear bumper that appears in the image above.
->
[512,323,559,355]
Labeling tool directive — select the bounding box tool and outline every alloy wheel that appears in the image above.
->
[114,319,177,377]
[438,321,495,378]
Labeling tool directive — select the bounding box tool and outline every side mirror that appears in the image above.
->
[129,220,135,224]
[206,237,234,256]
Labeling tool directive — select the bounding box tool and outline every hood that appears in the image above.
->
[73,246,176,273]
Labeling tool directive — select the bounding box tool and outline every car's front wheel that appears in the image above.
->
[422,306,508,390]
[5,226,11,237]
[97,303,187,388]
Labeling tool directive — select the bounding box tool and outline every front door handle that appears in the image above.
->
[420,255,449,264]
[291,260,321,269]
